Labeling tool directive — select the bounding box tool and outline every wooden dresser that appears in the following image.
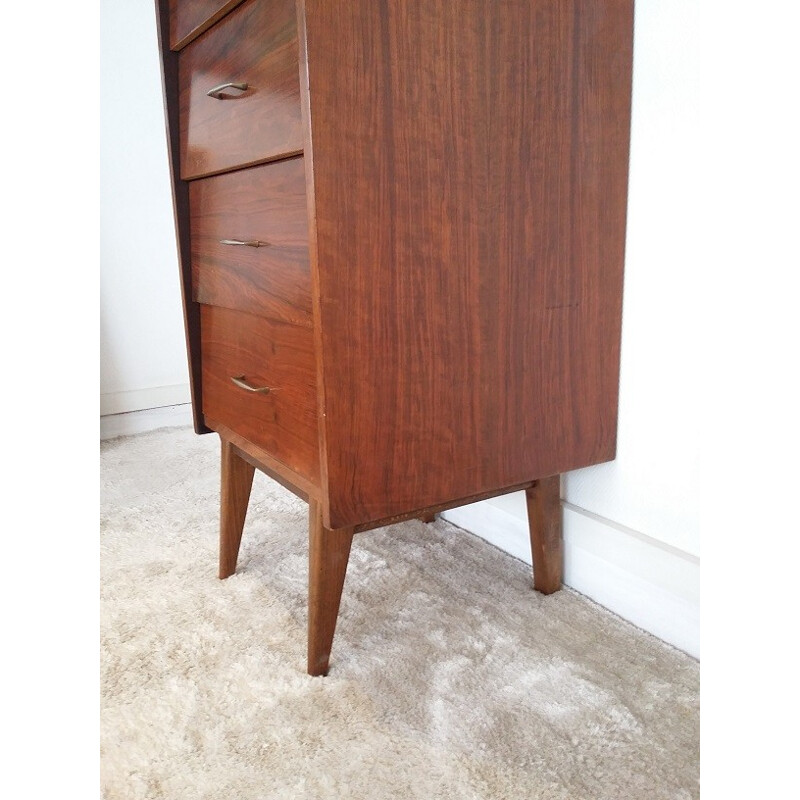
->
[156,0,634,675]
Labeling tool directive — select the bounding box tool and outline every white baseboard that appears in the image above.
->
[441,495,700,658]
[100,404,194,440]
[100,383,191,416]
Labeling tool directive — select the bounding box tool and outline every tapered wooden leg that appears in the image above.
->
[219,437,256,580]
[419,511,436,523]
[525,476,563,594]
[307,499,354,676]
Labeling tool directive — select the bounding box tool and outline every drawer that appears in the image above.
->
[179,0,303,180]
[201,305,319,483]
[190,157,311,326]
[169,0,245,50]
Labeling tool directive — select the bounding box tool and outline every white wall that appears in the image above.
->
[444,0,701,658]
[100,0,190,416]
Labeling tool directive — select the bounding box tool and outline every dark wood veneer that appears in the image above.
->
[200,304,319,483]
[178,0,303,180]
[209,422,319,502]
[303,0,633,529]
[168,0,246,51]
[155,0,208,433]
[190,157,311,326]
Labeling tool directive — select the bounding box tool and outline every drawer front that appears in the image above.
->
[190,158,311,326]
[201,305,319,482]
[168,0,245,50]
[179,0,302,180]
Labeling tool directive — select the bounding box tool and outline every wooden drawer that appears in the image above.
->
[201,305,319,483]
[190,157,311,327]
[168,0,245,50]
[179,0,303,180]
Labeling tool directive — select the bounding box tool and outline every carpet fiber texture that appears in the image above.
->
[101,427,699,799]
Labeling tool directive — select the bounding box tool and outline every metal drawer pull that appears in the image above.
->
[219,239,269,248]
[231,376,272,394]
[207,81,249,99]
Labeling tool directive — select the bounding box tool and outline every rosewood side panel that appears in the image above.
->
[302,0,634,529]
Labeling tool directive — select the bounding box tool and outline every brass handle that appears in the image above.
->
[219,239,269,248]
[207,81,249,99]
[231,376,272,394]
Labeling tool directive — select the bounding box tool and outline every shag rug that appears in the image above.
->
[101,426,699,799]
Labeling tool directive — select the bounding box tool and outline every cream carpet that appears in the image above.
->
[100,426,699,799]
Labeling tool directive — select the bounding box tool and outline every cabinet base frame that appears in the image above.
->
[216,434,563,675]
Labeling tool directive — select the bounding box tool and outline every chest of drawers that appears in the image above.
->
[156,0,634,675]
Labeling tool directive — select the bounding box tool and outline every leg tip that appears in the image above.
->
[307,658,330,677]
[533,581,562,595]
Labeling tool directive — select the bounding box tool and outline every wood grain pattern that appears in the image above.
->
[209,422,320,502]
[295,1,332,507]
[179,0,302,180]
[307,499,354,677]
[218,436,256,578]
[157,0,634,676]
[525,476,563,594]
[155,0,209,434]
[169,0,245,51]
[200,304,319,483]
[190,157,311,326]
[302,0,634,528]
